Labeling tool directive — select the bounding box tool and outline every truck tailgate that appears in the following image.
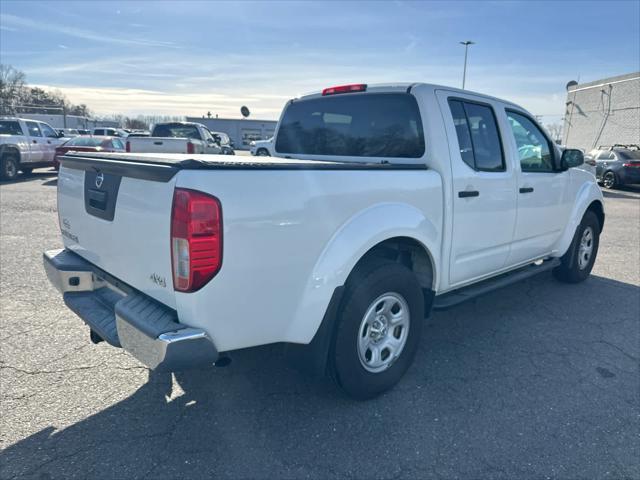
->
[57,159,177,308]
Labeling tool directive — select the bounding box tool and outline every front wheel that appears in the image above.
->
[256,148,270,157]
[553,210,600,283]
[330,259,424,400]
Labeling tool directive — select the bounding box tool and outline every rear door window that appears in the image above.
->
[275,93,425,158]
[25,121,42,137]
[448,99,505,172]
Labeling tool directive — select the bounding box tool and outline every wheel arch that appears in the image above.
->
[554,182,605,257]
[0,144,21,160]
[285,203,440,375]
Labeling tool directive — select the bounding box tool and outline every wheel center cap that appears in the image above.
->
[370,315,388,341]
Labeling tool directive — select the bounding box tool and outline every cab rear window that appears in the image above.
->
[275,93,425,158]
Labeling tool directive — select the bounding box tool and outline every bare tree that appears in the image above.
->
[545,123,564,144]
[0,64,27,114]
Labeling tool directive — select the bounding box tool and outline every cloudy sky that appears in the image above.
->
[1,1,638,122]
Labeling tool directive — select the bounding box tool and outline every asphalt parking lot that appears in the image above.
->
[1,169,638,479]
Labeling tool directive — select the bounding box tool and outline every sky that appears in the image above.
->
[1,0,639,123]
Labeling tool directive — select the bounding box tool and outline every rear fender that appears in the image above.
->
[288,202,440,343]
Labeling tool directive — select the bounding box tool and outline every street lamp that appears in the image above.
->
[460,41,475,89]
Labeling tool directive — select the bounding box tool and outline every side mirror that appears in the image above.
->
[561,149,584,170]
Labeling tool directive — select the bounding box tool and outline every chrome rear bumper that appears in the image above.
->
[43,249,218,370]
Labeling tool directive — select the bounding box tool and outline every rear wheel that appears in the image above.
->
[602,171,618,189]
[330,259,424,400]
[553,210,600,283]
[0,155,19,181]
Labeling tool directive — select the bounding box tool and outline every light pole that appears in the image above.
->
[460,40,475,89]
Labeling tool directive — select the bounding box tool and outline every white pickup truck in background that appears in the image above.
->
[44,83,604,399]
[1,116,67,180]
[125,121,223,155]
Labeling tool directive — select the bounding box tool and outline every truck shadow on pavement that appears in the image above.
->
[2,273,639,479]
[0,171,57,187]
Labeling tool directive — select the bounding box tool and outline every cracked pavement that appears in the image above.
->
[1,170,639,479]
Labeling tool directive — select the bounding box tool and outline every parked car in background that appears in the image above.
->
[209,131,235,155]
[45,83,603,399]
[53,136,126,169]
[250,137,274,156]
[92,127,128,137]
[589,145,640,189]
[76,129,91,135]
[1,117,67,180]
[126,122,222,154]
[58,128,81,137]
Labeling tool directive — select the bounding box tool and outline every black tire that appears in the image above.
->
[256,148,270,157]
[602,171,618,189]
[553,210,600,283]
[0,155,19,181]
[329,258,424,400]
[20,167,33,175]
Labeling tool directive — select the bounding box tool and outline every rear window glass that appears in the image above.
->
[617,150,640,160]
[152,124,201,140]
[0,121,23,136]
[275,93,425,158]
[67,137,104,147]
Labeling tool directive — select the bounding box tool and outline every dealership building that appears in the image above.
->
[563,72,640,152]
[186,117,278,150]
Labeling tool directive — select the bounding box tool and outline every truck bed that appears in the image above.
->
[61,152,426,182]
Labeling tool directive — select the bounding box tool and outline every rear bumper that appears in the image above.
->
[619,168,640,184]
[43,249,218,370]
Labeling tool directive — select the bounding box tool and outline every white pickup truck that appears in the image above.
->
[44,83,604,399]
[1,117,67,180]
[125,121,223,155]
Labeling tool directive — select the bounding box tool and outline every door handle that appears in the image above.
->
[32,140,37,144]
[519,187,534,194]
[47,140,52,144]
[458,190,479,198]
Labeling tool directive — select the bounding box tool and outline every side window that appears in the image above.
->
[448,99,505,172]
[597,151,614,160]
[25,121,42,137]
[94,129,103,135]
[506,111,555,172]
[40,123,58,138]
[112,139,125,150]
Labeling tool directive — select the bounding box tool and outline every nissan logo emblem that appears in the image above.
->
[95,172,104,189]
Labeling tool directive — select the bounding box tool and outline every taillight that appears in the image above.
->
[623,162,640,167]
[187,141,195,154]
[586,159,596,166]
[171,189,222,292]
[322,83,367,96]
[126,141,130,152]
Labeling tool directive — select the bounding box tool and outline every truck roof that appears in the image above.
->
[296,82,524,111]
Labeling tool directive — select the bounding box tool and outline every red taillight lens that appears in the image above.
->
[126,141,131,152]
[623,162,640,167]
[322,84,367,96]
[187,141,195,154]
[171,188,222,292]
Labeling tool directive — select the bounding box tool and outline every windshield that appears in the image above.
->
[275,93,425,158]
[152,123,201,140]
[0,121,24,136]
